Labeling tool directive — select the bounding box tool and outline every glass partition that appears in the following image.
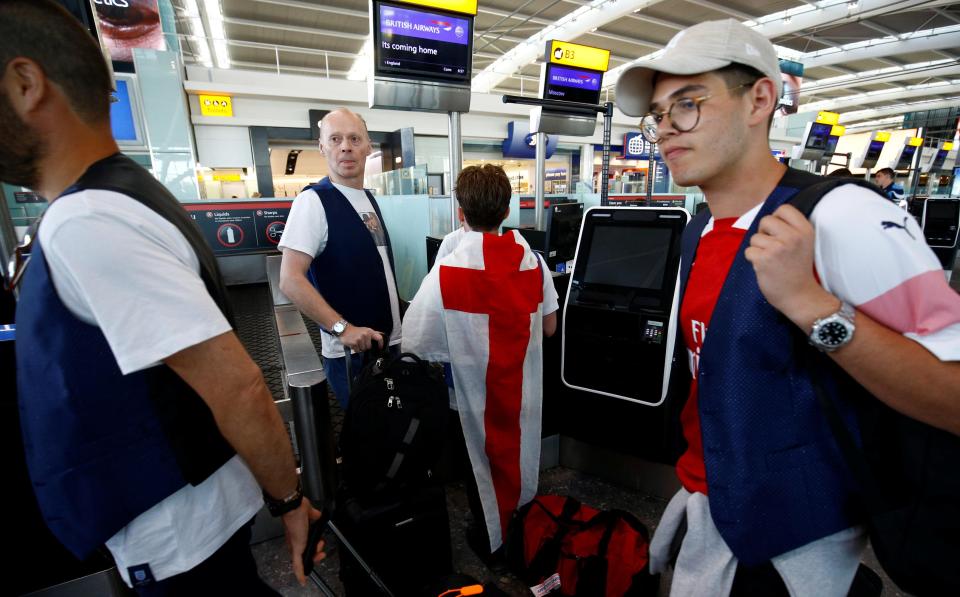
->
[367,165,428,196]
[377,194,432,301]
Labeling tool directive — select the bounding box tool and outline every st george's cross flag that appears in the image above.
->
[402,229,546,551]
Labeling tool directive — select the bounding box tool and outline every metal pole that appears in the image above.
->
[275,46,280,75]
[448,111,463,232]
[646,143,656,204]
[909,126,925,197]
[600,102,612,206]
[289,382,337,508]
[535,131,546,231]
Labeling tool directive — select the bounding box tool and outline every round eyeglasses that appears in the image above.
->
[640,82,754,144]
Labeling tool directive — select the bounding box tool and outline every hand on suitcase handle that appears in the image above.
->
[282,500,327,586]
[340,324,385,352]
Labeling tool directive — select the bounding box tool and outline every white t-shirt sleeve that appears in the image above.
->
[811,185,960,361]
[400,268,450,362]
[538,255,560,315]
[278,188,328,257]
[40,192,232,375]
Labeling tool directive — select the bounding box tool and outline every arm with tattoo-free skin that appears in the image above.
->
[746,204,960,436]
[164,332,325,585]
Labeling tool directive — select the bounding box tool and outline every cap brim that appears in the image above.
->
[615,55,732,117]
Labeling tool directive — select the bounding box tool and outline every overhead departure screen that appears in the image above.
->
[375,1,472,83]
[543,64,603,105]
[584,226,672,289]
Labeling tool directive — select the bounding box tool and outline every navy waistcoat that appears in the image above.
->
[303,178,398,339]
[678,168,862,565]
[16,154,234,558]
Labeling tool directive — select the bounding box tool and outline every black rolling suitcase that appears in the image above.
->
[336,349,453,596]
[337,485,452,595]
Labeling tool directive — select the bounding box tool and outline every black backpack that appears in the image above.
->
[339,351,448,498]
[787,178,960,596]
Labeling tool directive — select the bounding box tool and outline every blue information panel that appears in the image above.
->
[110,79,138,142]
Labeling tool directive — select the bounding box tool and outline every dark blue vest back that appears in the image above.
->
[16,154,234,558]
[678,168,862,565]
[304,178,397,338]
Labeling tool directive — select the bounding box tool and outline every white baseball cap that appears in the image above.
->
[615,19,783,117]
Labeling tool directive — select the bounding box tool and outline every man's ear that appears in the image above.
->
[4,58,48,119]
[746,77,778,128]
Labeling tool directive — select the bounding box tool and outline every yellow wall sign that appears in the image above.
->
[830,125,845,137]
[546,40,610,72]
[907,137,923,147]
[199,94,233,117]
[944,141,954,151]
[398,0,477,16]
[815,111,840,125]
[874,131,891,142]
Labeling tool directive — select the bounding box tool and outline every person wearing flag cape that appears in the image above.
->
[403,164,559,558]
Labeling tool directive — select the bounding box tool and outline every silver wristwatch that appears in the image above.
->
[330,319,348,337]
[809,301,855,353]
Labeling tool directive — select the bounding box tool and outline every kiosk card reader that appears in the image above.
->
[920,198,960,273]
[561,207,688,406]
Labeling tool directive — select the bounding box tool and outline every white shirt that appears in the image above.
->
[39,190,262,585]
[278,182,402,358]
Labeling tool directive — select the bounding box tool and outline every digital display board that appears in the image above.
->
[374,1,472,83]
[184,201,292,254]
[110,79,138,142]
[542,63,603,105]
[896,144,918,170]
[804,122,832,150]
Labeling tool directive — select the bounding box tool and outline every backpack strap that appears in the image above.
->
[788,178,887,217]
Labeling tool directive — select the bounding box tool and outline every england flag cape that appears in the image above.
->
[403,229,545,551]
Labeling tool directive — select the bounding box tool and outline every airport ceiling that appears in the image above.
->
[174,0,960,132]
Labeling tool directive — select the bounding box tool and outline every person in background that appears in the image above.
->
[615,18,960,596]
[1,1,323,593]
[874,167,905,203]
[402,165,559,562]
[278,108,402,408]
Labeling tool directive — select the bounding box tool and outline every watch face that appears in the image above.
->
[817,321,849,347]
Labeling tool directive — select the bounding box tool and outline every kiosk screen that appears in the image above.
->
[374,1,472,83]
[896,145,917,170]
[926,200,959,223]
[931,149,949,171]
[584,226,672,289]
[543,64,603,105]
[805,122,832,150]
[865,140,884,161]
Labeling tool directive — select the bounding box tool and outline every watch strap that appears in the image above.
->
[264,477,303,517]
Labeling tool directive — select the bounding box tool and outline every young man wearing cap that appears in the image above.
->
[615,19,960,596]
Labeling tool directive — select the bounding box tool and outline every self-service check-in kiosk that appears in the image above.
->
[921,198,960,276]
[894,137,923,171]
[559,206,688,461]
[852,130,889,172]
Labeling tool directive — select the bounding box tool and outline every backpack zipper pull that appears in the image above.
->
[395,397,402,409]
[386,378,395,390]
[387,397,394,408]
